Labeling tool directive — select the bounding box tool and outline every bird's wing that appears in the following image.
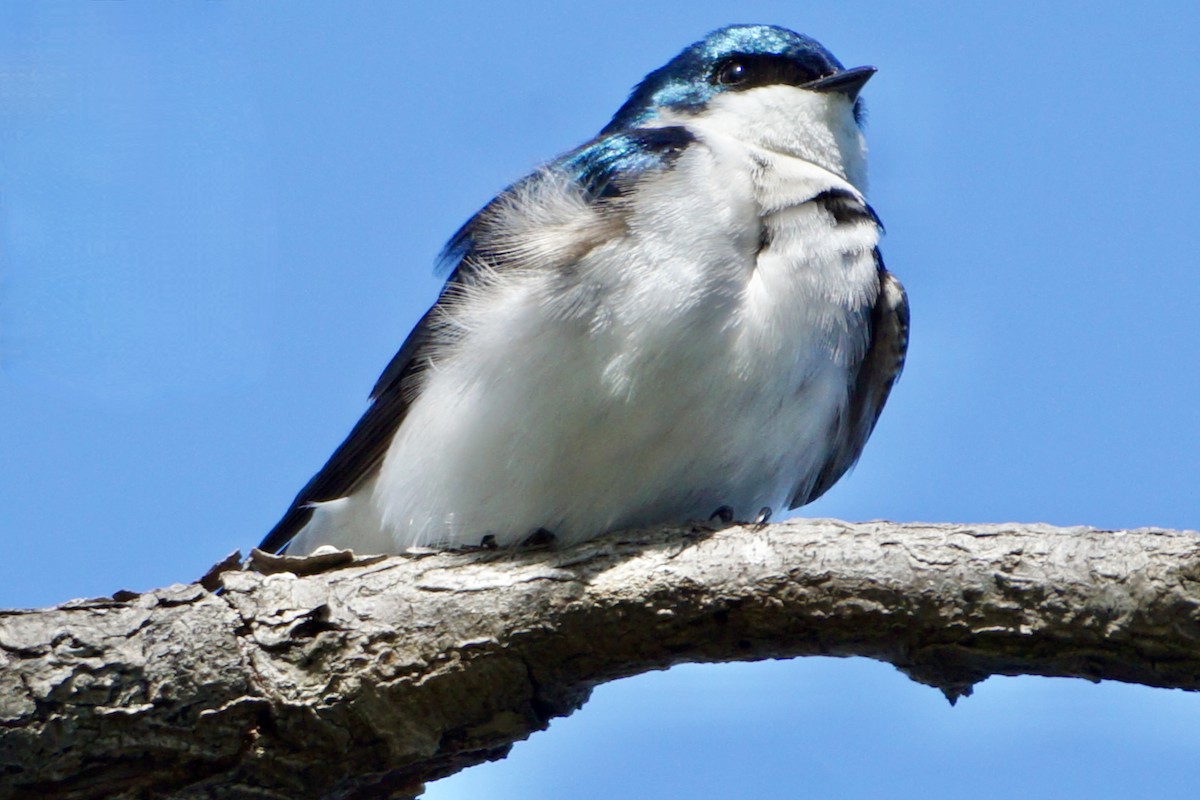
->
[259,126,697,553]
[256,305,438,554]
[791,249,909,508]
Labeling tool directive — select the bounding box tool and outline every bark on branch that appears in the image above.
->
[2,519,1199,799]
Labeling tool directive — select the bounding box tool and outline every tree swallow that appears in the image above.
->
[261,24,908,556]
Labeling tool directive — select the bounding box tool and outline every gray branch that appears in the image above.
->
[2,519,1199,799]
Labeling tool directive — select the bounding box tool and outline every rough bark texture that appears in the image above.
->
[2,519,1199,799]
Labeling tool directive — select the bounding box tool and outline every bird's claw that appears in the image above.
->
[521,528,557,548]
[709,505,735,524]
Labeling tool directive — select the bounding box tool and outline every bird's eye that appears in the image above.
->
[715,60,749,86]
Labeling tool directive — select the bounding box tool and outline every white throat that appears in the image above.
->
[675,84,869,192]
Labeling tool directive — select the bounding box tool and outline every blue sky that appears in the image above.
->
[2,2,1198,798]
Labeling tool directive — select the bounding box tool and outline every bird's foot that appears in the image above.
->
[709,505,735,524]
[521,528,557,548]
[443,534,500,553]
[752,506,773,530]
[702,505,772,530]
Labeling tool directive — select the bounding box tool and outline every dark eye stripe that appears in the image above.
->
[709,54,829,90]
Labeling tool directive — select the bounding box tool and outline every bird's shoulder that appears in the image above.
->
[436,125,698,281]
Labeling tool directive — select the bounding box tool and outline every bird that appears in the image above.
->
[260,23,908,557]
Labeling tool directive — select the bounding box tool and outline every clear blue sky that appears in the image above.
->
[2,2,1198,798]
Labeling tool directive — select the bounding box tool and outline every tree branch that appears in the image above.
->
[2,519,1199,799]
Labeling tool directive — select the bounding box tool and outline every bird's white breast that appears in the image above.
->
[287,105,881,555]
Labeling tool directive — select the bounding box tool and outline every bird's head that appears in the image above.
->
[603,24,874,188]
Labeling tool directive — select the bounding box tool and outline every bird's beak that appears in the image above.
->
[802,66,876,101]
